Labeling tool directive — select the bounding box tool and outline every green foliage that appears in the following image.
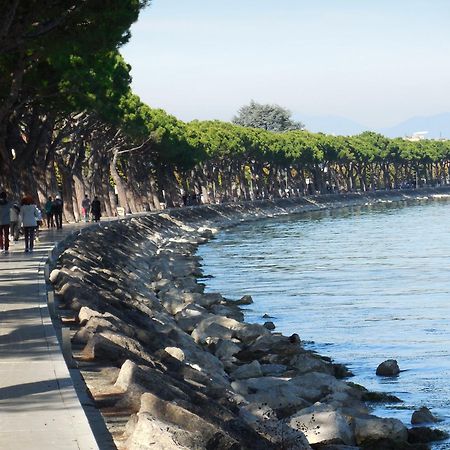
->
[232,100,305,132]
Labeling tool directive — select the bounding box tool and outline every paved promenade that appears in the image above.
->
[0,226,100,450]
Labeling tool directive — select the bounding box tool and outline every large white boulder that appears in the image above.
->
[288,404,355,445]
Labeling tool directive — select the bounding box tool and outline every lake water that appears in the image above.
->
[197,199,450,449]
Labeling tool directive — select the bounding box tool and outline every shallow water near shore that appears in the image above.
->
[197,199,450,449]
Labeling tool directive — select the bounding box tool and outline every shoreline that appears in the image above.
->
[50,188,450,450]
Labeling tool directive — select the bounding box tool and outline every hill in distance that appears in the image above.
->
[295,112,450,139]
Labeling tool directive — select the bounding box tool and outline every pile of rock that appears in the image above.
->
[50,202,446,450]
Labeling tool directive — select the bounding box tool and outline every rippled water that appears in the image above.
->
[197,200,450,449]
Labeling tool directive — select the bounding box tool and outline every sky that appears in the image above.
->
[120,0,450,130]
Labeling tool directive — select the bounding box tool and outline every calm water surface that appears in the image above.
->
[197,200,450,449]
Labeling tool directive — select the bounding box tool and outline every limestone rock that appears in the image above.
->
[243,334,301,360]
[290,352,334,375]
[232,377,311,410]
[240,403,312,450]
[260,363,287,376]
[288,404,355,445]
[214,339,242,360]
[174,304,212,333]
[124,392,240,449]
[125,413,191,450]
[209,304,244,322]
[191,315,269,344]
[232,360,263,380]
[353,415,408,445]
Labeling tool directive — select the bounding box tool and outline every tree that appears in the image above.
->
[0,0,150,182]
[232,100,305,132]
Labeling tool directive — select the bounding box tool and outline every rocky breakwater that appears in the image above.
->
[49,197,447,450]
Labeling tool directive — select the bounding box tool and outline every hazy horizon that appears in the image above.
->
[121,0,450,130]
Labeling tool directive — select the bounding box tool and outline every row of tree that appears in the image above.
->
[2,2,450,221]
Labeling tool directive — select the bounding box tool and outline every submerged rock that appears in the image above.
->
[411,406,438,425]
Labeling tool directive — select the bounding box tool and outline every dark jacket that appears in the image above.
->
[91,199,101,216]
[52,198,63,213]
[0,198,11,225]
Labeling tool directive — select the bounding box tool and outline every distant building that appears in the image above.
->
[404,131,428,142]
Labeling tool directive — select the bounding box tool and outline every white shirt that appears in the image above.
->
[20,204,39,227]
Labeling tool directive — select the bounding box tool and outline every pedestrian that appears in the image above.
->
[10,202,20,242]
[91,196,101,222]
[81,194,91,222]
[52,194,63,229]
[45,196,54,228]
[35,207,43,242]
[0,191,11,255]
[20,195,39,253]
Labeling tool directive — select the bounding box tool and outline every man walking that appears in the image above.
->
[0,191,11,254]
[52,195,63,229]
[91,196,101,222]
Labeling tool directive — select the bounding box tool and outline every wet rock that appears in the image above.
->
[411,406,438,425]
[376,359,400,376]
[407,426,447,443]
[235,295,253,305]
[263,321,276,330]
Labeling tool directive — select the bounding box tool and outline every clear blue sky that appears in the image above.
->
[120,0,450,128]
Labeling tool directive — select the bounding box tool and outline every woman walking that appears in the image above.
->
[20,195,39,253]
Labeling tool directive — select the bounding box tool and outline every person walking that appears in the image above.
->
[81,194,91,222]
[20,195,39,253]
[45,196,54,228]
[35,207,43,242]
[52,194,63,229]
[0,191,11,255]
[9,202,20,242]
[91,196,101,222]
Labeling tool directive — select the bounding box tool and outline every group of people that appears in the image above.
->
[0,192,103,255]
[43,195,64,229]
[0,192,42,254]
[81,195,102,222]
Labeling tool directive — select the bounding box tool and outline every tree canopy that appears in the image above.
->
[232,100,305,132]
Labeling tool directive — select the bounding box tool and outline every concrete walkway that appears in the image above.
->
[0,226,100,450]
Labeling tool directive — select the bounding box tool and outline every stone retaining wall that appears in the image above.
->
[50,189,450,450]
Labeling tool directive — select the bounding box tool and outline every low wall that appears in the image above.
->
[50,188,449,450]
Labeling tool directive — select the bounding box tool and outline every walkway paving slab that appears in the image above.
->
[0,228,100,450]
